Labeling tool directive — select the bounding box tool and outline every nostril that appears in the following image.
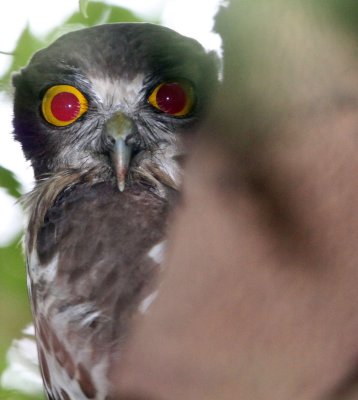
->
[109,136,116,146]
[125,134,144,157]
[98,133,115,153]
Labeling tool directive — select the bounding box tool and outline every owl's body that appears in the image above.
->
[26,181,168,399]
[13,23,217,399]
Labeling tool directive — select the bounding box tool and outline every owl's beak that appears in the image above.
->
[105,113,133,192]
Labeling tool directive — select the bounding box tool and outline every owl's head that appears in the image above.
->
[13,23,218,191]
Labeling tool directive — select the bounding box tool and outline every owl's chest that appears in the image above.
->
[25,181,170,399]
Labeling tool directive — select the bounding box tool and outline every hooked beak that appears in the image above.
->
[105,113,133,192]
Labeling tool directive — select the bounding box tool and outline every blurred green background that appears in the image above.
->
[0,2,150,398]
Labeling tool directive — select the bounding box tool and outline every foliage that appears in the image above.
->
[324,0,358,37]
[0,2,143,91]
[79,0,91,18]
[0,166,22,199]
[0,2,149,399]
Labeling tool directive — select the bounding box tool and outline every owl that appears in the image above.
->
[12,23,217,399]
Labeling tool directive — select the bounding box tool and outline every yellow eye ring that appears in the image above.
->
[148,81,194,117]
[42,85,88,127]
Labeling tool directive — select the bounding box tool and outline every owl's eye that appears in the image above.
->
[148,82,194,117]
[41,85,88,126]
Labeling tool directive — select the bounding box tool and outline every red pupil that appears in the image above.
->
[51,92,81,121]
[156,83,187,115]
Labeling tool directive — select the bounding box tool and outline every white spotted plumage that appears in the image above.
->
[139,290,159,314]
[147,240,167,265]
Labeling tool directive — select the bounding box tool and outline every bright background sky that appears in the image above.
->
[0,0,221,246]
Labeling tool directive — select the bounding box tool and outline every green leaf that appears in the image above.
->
[0,237,32,386]
[323,0,358,37]
[45,2,146,54]
[0,388,44,400]
[0,166,22,199]
[65,1,143,27]
[79,0,90,19]
[0,25,45,91]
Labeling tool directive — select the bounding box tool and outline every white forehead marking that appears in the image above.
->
[89,74,145,111]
